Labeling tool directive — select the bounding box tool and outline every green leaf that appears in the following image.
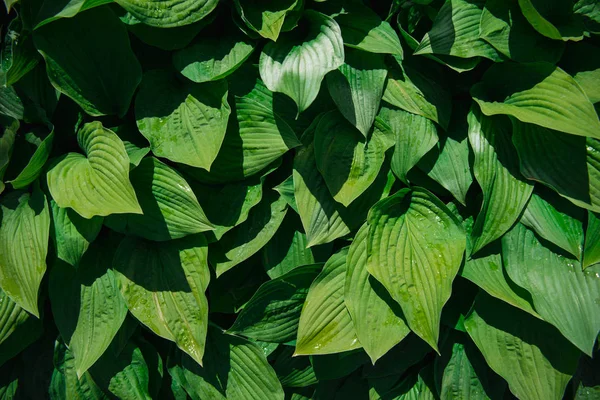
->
[274,346,318,388]
[345,224,410,363]
[259,10,344,113]
[181,77,301,183]
[314,110,388,207]
[479,0,565,63]
[363,334,432,379]
[90,340,152,400]
[471,62,600,139]
[414,0,502,61]
[502,223,600,356]
[0,86,24,120]
[229,264,322,343]
[170,325,285,400]
[461,243,540,318]
[234,0,302,41]
[560,42,600,104]
[114,0,218,28]
[376,107,438,184]
[8,128,53,189]
[584,212,600,268]
[33,6,142,116]
[135,70,231,170]
[366,187,466,351]
[311,350,370,381]
[0,119,17,195]
[34,0,113,29]
[50,342,109,400]
[512,120,600,212]
[0,287,31,346]
[262,216,315,279]
[326,50,387,137]
[49,241,128,377]
[117,157,214,241]
[467,107,533,255]
[465,293,581,400]
[274,176,298,214]
[1,17,40,86]
[521,192,584,260]
[173,31,255,83]
[47,121,142,219]
[334,3,403,55]
[113,234,210,366]
[296,249,360,356]
[0,187,50,317]
[382,60,452,130]
[518,0,584,41]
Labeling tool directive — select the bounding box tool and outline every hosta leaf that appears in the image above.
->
[274,176,298,213]
[49,241,128,377]
[234,0,302,41]
[521,192,584,260]
[113,235,210,366]
[34,0,113,29]
[296,249,360,355]
[0,287,31,346]
[0,187,49,317]
[311,350,370,381]
[512,120,600,212]
[314,110,388,207]
[335,3,403,55]
[210,190,288,277]
[182,77,301,183]
[417,108,473,205]
[479,0,565,63]
[173,30,255,83]
[47,121,142,219]
[414,0,502,61]
[584,212,600,268]
[461,244,539,318]
[0,86,24,121]
[465,294,580,400]
[1,17,40,87]
[114,0,218,28]
[135,70,231,170]
[262,216,315,279]
[376,107,438,184]
[259,10,344,113]
[574,0,600,33]
[518,0,584,41]
[33,7,142,116]
[382,61,451,130]
[90,341,152,400]
[50,342,109,400]
[560,42,600,104]
[467,108,533,255]
[471,62,600,139]
[229,264,322,343]
[366,187,466,351]
[170,325,284,400]
[326,50,387,137]
[502,223,600,356]
[274,346,318,388]
[118,157,214,241]
[0,119,17,195]
[345,224,410,364]
[7,127,53,189]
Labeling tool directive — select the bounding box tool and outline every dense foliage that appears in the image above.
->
[0,0,600,398]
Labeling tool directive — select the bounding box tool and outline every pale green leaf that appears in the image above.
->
[345,224,410,364]
[326,50,387,137]
[465,293,581,400]
[49,240,128,377]
[47,121,142,219]
[234,0,302,41]
[259,10,344,113]
[314,110,388,207]
[135,70,231,170]
[296,249,360,355]
[366,187,466,351]
[0,187,49,317]
[467,107,533,255]
[8,128,53,189]
[0,287,31,346]
[114,0,218,28]
[113,234,210,366]
[414,0,502,61]
[229,264,322,343]
[33,7,142,116]
[560,42,600,104]
[502,223,600,356]
[471,62,600,139]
